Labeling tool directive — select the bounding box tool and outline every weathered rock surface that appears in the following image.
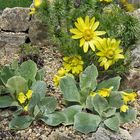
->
[29,15,48,46]
[131,43,140,68]
[91,127,132,140]
[132,127,140,140]
[0,32,28,46]
[1,7,30,32]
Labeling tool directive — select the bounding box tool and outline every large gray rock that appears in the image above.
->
[0,32,28,46]
[132,127,140,140]
[29,15,48,46]
[131,43,140,68]
[1,7,30,32]
[93,127,132,140]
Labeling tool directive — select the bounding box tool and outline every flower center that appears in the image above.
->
[84,29,94,41]
[106,49,114,59]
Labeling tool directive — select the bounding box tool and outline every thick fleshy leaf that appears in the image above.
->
[96,77,121,91]
[80,64,98,91]
[104,116,120,132]
[0,96,18,108]
[60,76,80,103]
[74,112,101,134]
[41,112,65,126]
[118,108,136,123]
[108,91,123,108]
[19,60,37,81]
[92,94,108,115]
[35,68,46,81]
[39,96,57,114]
[9,115,33,130]
[6,76,27,94]
[102,107,116,118]
[61,105,83,125]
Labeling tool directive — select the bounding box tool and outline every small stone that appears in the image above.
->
[131,127,140,140]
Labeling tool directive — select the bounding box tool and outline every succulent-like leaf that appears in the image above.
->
[9,115,33,130]
[35,68,46,80]
[6,76,27,95]
[0,95,18,108]
[104,116,120,132]
[96,77,121,91]
[80,64,98,91]
[60,76,80,103]
[102,107,116,118]
[92,94,108,115]
[74,112,101,134]
[41,112,65,126]
[39,96,57,114]
[108,91,123,108]
[19,60,37,81]
[118,108,136,123]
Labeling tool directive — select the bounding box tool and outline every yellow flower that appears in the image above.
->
[17,92,27,104]
[53,68,67,87]
[26,90,33,100]
[120,105,129,112]
[90,92,97,97]
[24,104,29,112]
[122,92,137,104]
[125,3,135,12]
[29,8,36,15]
[34,0,42,8]
[97,87,113,97]
[70,16,106,53]
[100,0,112,3]
[94,38,124,70]
[63,55,84,75]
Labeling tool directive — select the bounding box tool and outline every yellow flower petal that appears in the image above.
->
[92,21,99,31]
[120,105,129,112]
[80,38,85,47]
[83,42,89,53]
[17,92,27,104]
[26,90,33,100]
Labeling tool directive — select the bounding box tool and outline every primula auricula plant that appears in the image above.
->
[47,64,137,134]
[0,60,57,130]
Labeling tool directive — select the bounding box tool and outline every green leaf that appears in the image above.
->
[61,105,82,125]
[19,60,37,81]
[104,116,120,132]
[102,107,116,118]
[9,115,33,130]
[39,96,57,114]
[41,112,65,126]
[92,94,108,115]
[35,68,45,81]
[6,76,27,94]
[0,66,15,85]
[97,77,121,91]
[60,76,80,103]
[108,91,123,108]
[0,96,18,108]
[118,108,136,123]
[74,112,101,134]
[31,81,47,99]
[80,64,98,91]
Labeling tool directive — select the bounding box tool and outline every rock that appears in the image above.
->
[29,15,48,46]
[131,127,140,140]
[131,43,140,68]
[47,131,73,140]
[132,8,140,19]
[121,68,140,91]
[1,7,30,32]
[0,31,28,46]
[93,127,132,140]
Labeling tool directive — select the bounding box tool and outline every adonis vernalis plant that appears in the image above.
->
[70,16,106,53]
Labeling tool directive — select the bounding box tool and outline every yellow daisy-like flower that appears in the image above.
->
[34,0,42,8]
[23,104,29,112]
[26,90,33,100]
[97,87,113,97]
[63,55,84,75]
[94,38,124,70]
[125,3,135,12]
[120,104,129,112]
[100,0,112,3]
[17,92,27,104]
[70,16,106,53]
[122,92,137,104]
[53,68,67,87]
